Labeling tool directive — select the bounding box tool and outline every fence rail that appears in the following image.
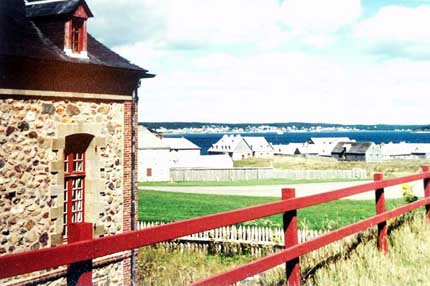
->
[170,167,368,181]
[1,167,429,286]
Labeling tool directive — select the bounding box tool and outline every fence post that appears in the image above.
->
[67,223,93,286]
[423,166,430,222]
[282,188,300,286]
[374,173,388,254]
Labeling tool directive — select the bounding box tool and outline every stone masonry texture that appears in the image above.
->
[0,96,133,285]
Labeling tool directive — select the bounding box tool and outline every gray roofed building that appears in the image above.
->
[243,136,274,158]
[208,134,253,160]
[332,142,382,162]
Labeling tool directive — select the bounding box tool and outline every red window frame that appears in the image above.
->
[63,152,86,236]
[71,19,84,53]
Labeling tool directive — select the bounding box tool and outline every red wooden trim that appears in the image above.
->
[282,188,300,286]
[374,173,388,254]
[79,21,84,53]
[73,5,90,19]
[66,153,73,236]
[192,198,430,286]
[423,166,430,222]
[82,153,86,223]
[1,173,429,279]
[67,223,93,286]
[82,21,87,53]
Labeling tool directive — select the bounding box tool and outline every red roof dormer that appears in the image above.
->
[64,4,90,58]
[26,0,94,59]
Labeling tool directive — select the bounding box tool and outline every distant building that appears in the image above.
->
[273,143,302,155]
[296,143,320,156]
[171,155,233,168]
[332,142,383,162]
[208,135,253,160]
[243,136,275,158]
[411,144,430,159]
[380,142,417,160]
[273,142,333,157]
[307,137,353,145]
[308,137,355,157]
[138,126,170,181]
[162,137,201,165]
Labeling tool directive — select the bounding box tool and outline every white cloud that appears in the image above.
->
[115,44,430,124]
[88,0,430,124]
[164,0,282,49]
[89,0,361,50]
[355,5,430,57]
[279,0,362,33]
[87,0,168,46]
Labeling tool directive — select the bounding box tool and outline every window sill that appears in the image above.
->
[64,49,89,59]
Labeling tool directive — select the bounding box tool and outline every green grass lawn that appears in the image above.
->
[139,190,405,230]
[139,178,367,187]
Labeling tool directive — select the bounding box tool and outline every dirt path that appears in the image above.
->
[140,180,425,200]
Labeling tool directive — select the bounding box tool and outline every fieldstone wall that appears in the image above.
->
[0,97,128,285]
[53,260,124,286]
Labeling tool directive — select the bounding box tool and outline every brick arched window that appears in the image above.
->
[63,134,94,236]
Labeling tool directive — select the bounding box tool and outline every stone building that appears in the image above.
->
[0,0,153,285]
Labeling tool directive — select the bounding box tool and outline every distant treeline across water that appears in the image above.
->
[165,131,430,155]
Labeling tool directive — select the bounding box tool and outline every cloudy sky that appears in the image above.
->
[88,0,430,125]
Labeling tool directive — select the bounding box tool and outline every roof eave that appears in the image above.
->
[26,0,94,18]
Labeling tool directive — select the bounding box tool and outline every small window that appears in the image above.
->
[62,133,93,238]
[146,168,152,177]
[71,19,84,53]
[64,151,86,236]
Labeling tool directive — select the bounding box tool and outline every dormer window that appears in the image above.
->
[63,4,90,59]
[71,19,84,53]
[25,0,94,59]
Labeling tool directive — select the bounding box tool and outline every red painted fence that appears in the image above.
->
[1,166,430,286]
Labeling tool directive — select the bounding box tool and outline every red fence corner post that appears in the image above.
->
[67,223,93,286]
[422,166,430,222]
[282,188,301,286]
[374,173,388,255]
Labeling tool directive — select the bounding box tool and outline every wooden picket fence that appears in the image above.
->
[138,221,324,246]
[170,167,368,182]
[137,221,360,263]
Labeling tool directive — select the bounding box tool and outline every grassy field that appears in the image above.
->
[139,190,405,230]
[139,178,366,187]
[138,247,254,286]
[304,213,430,286]
[234,156,430,178]
[137,213,429,285]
